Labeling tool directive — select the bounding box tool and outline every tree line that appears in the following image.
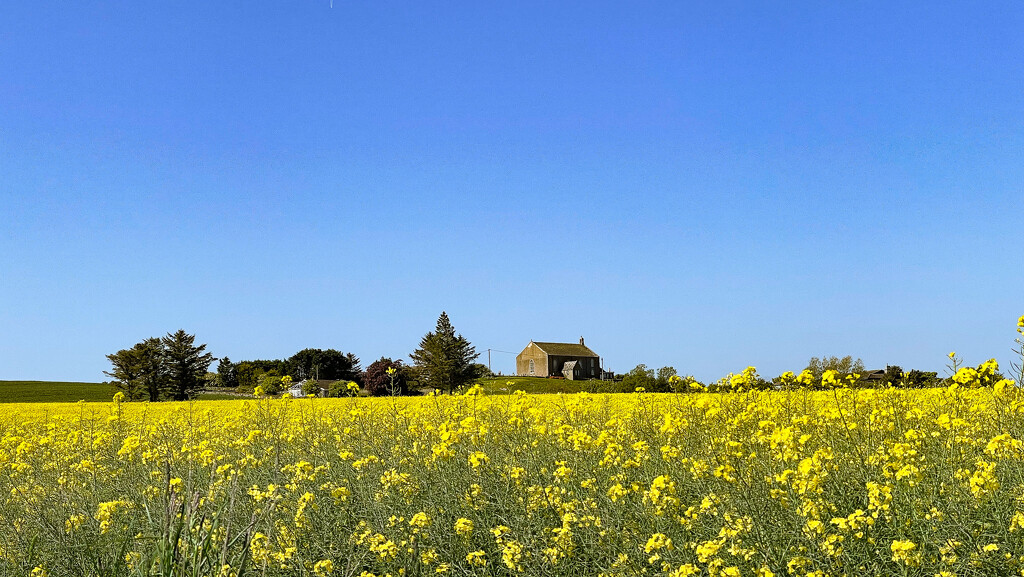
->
[611,355,968,393]
[105,312,486,400]
[105,330,215,401]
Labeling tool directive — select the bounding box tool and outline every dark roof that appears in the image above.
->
[530,341,599,357]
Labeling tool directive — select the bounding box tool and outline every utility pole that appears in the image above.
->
[486,348,516,375]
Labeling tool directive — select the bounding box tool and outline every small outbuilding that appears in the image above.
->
[516,338,601,380]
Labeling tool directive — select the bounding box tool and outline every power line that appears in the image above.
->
[485,348,517,373]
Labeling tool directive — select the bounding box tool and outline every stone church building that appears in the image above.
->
[516,338,601,380]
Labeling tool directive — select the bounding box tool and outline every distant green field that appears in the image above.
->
[474,376,615,394]
[0,380,116,403]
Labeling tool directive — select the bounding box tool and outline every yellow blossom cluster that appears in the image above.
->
[3,353,1024,575]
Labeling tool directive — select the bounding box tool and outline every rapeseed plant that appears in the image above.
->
[3,318,1024,575]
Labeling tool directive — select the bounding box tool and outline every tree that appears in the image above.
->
[235,361,260,392]
[328,380,360,397]
[216,357,239,389]
[300,379,322,396]
[287,348,361,381]
[162,330,215,401]
[137,337,168,402]
[364,357,409,396]
[260,372,286,395]
[409,312,479,393]
[470,363,493,379]
[883,365,904,387]
[621,364,657,392]
[804,356,866,381]
[105,347,144,400]
[105,337,167,401]
[655,366,678,392]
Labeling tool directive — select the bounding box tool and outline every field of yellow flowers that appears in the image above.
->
[4,366,1024,576]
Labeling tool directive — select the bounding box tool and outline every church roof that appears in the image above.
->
[529,341,598,357]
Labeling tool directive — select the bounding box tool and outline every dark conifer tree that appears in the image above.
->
[410,312,479,392]
[162,330,215,401]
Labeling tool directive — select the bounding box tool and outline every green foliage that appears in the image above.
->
[300,379,322,396]
[470,363,494,379]
[805,355,866,379]
[883,365,904,387]
[106,331,212,401]
[903,369,939,388]
[235,361,259,392]
[654,366,678,393]
[137,337,168,401]
[620,364,657,392]
[216,357,239,389]
[104,347,145,400]
[669,374,706,393]
[162,330,216,401]
[287,349,361,382]
[105,337,167,401]
[327,380,360,397]
[409,312,479,393]
[258,373,286,396]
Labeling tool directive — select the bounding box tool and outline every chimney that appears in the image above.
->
[579,336,584,346]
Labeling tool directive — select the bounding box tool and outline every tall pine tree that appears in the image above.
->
[162,330,215,401]
[410,312,479,392]
[137,337,168,401]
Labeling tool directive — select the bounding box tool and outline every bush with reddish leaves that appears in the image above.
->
[364,357,409,396]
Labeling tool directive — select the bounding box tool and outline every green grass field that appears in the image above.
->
[0,380,116,403]
[474,375,613,394]
[0,377,617,402]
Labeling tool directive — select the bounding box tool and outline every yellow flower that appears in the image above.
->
[65,514,85,533]
[969,460,1000,499]
[465,550,487,567]
[668,565,700,577]
[409,512,431,530]
[468,451,489,468]
[644,533,673,554]
[94,500,132,534]
[891,539,920,566]
[1011,512,1024,532]
[454,518,474,537]
[313,560,334,575]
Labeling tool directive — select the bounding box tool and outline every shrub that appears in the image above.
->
[620,364,657,392]
[300,379,321,397]
[328,380,360,397]
[364,357,409,396]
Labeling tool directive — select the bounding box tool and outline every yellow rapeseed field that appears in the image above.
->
[3,358,1024,576]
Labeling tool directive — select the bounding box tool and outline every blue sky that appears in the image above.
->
[2,1,1022,383]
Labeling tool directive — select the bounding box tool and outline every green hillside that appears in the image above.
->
[0,380,116,403]
[474,376,618,394]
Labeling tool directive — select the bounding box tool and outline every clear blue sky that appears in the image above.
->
[2,1,1022,383]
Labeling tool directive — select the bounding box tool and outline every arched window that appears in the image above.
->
[529,359,535,375]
